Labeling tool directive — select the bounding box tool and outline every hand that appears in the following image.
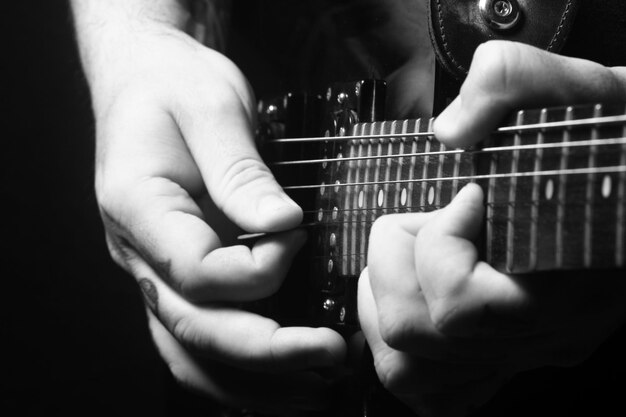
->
[76,10,346,415]
[358,40,626,417]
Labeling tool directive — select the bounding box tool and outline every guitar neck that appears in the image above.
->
[275,102,626,276]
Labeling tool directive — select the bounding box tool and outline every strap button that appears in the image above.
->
[479,0,522,31]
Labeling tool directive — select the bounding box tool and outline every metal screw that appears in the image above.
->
[339,306,346,322]
[493,0,512,17]
[479,0,520,31]
[323,298,336,311]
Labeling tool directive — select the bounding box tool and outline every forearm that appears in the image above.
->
[70,0,192,108]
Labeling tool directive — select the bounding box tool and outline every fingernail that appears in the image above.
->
[259,194,297,216]
[433,96,462,144]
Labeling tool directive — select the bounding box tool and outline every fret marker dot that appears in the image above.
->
[545,179,554,201]
[602,175,612,199]
[320,182,326,196]
[377,189,384,207]
[428,186,435,205]
[318,208,324,222]
[358,190,364,208]
[332,207,339,220]
[400,188,407,206]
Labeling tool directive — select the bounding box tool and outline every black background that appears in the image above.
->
[4,1,626,416]
[5,1,173,415]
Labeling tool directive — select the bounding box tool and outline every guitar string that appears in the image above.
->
[271,136,626,166]
[297,201,589,216]
[267,114,626,144]
[281,165,626,190]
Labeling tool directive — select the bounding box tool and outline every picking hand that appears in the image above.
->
[82,20,345,415]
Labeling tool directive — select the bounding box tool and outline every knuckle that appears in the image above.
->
[216,157,275,204]
[467,40,522,98]
[429,297,462,335]
[378,312,412,350]
[373,351,405,394]
[171,314,199,348]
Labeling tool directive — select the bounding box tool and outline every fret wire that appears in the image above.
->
[361,126,376,272]
[584,104,602,267]
[271,137,626,166]
[342,124,358,275]
[407,121,419,210]
[556,108,575,268]
[435,141,446,207]
[486,136,497,265]
[283,165,626,190]
[617,107,626,267]
[529,109,548,270]
[506,111,525,271]
[451,145,462,197]
[268,114,626,144]
[393,121,407,211]
[383,121,394,215]
[421,120,434,208]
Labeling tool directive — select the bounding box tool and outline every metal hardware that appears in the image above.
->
[479,0,521,31]
[322,298,336,311]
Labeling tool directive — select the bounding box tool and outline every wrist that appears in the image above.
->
[70,0,192,112]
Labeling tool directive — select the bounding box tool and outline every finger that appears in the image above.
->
[146,310,334,414]
[99,98,308,301]
[359,272,507,417]
[366,213,441,349]
[132,257,346,373]
[173,58,302,233]
[103,173,307,302]
[434,40,626,147]
[415,183,530,337]
[365,212,519,361]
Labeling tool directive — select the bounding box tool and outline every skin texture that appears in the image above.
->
[71,1,346,414]
[358,41,626,417]
[71,0,626,415]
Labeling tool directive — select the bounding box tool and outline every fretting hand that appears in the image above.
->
[358,41,626,417]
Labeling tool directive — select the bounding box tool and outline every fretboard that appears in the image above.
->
[275,103,626,277]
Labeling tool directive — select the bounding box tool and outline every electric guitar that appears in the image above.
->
[243,1,626,415]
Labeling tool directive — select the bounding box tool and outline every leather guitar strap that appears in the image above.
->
[428,0,581,112]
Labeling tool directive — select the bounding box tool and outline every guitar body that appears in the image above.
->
[217,1,626,416]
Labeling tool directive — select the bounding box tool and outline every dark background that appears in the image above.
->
[4,1,626,416]
[5,1,174,415]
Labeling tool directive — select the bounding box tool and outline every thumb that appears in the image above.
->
[434,40,626,148]
[176,84,302,233]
